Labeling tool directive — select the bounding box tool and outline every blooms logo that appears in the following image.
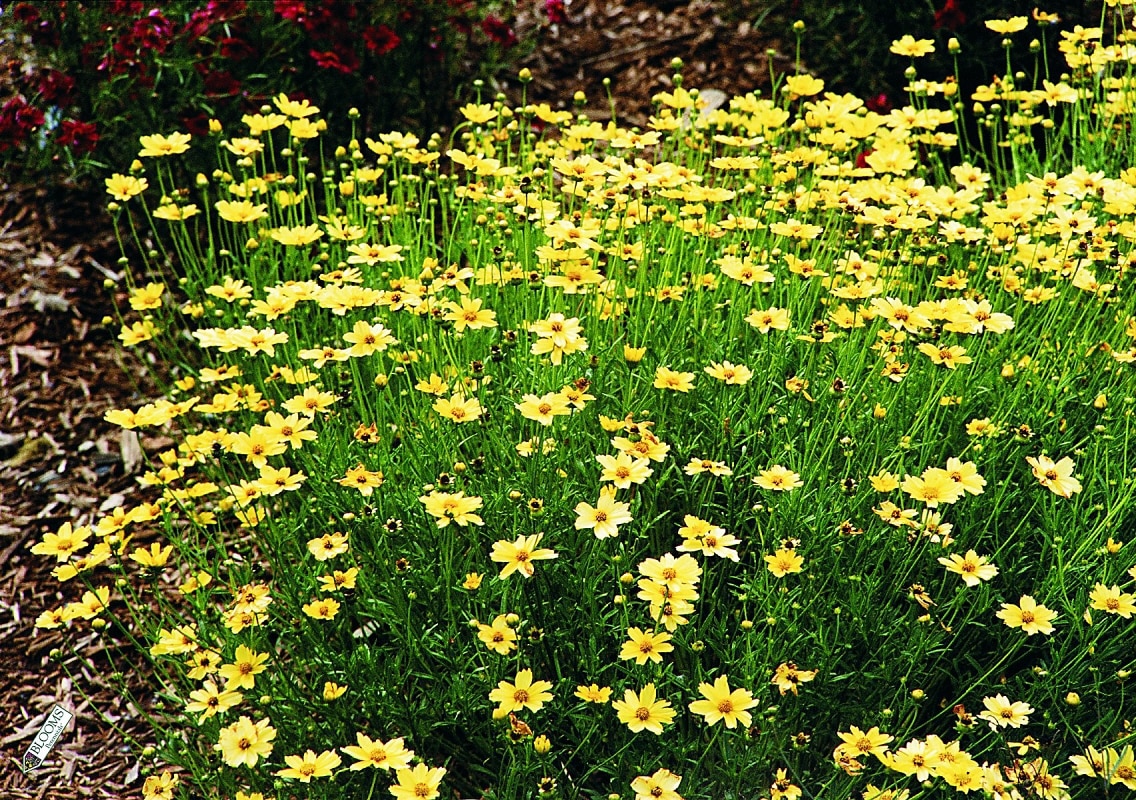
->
[21,705,74,772]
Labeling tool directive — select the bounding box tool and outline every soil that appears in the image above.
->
[0,2,790,796]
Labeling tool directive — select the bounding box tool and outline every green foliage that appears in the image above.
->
[31,10,1136,800]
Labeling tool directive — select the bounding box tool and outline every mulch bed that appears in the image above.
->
[516,0,791,126]
[0,186,159,799]
[0,2,792,795]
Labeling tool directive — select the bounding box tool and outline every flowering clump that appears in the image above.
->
[33,14,1136,800]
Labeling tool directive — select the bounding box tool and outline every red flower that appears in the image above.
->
[544,0,568,25]
[109,0,146,15]
[274,0,308,24]
[130,10,175,54]
[482,15,517,47]
[309,47,360,74]
[219,37,257,60]
[57,120,100,153]
[38,69,75,105]
[0,96,45,151]
[363,24,400,55]
[180,111,211,137]
[203,69,242,96]
[11,3,40,26]
[865,93,892,113]
[933,0,966,31]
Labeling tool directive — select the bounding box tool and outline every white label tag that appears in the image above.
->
[22,705,74,772]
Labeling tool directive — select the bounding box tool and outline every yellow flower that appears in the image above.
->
[619,627,674,665]
[490,533,558,579]
[890,35,935,57]
[128,282,165,310]
[770,768,802,800]
[688,674,758,728]
[271,224,324,246]
[631,768,684,800]
[342,733,415,771]
[653,366,695,392]
[307,531,350,560]
[623,344,647,362]
[141,772,179,800]
[574,684,612,703]
[938,550,999,587]
[218,645,269,690]
[432,393,483,424]
[977,694,1034,729]
[516,392,571,425]
[185,680,242,722]
[771,662,817,695]
[276,749,342,782]
[1025,455,1082,498]
[31,522,91,562]
[129,542,173,568]
[214,199,269,224]
[446,296,498,332]
[704,360,753,385]
[119,319,157,346]
[835,725,894,758]
[138,132,191,157]
[754,465,803,492]
[784,74,825,97]
[488,668,554,718]
[389,764,446,800]
[596,451,653,488]
[917,342,972,368]
[419,490,484,527]
[462,572,483,590]
[996,594,1058,635]
[574,490,633,540]
[1088,583,1136,618]
[273,93,320,118]
[459,103,497,124]
[302,597,341,619]
[477,614,518,655]
[323,681,347,700]
[985,16,1029,34]
[612,683,675,734]
[105,173,147,200]
[337,464,384,496]
[214,715,276,768]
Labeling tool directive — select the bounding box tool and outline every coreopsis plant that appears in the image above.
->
[31,9,1136,800]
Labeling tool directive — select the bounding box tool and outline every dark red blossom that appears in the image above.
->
[180,111,211,137]
[130,10,175,54]
[933,0,966,31]
[38,69,75,105]
[11,3,40,26]
[544,0,568,25]
[274,0,308,24]
[481,14,516,48]
[218,36,257,60]
[309,47,360,74]
[57,119,100,153]
[0,96,45,151]
[363,24,400,55]
[203,69,241,96]
[866,93,892,113]
[184,1,243,38]
[109,0,146,15]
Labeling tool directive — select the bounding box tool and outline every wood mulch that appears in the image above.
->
[515,0,791,126]
[0,186,160,799]
[0,2,790,796]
